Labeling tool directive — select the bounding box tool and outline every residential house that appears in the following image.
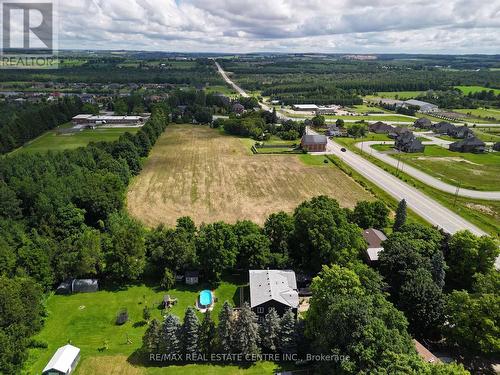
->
[249,270,299,321]
[449,136,486,153]
[448,125,473,139]
[414,340,440,364]
[42,344,80,375]
[232,103,245,114]
[325,124,342,137]
[369,121,394,134]
[388,126,411,139]
[432,122,456,135]
[395,131,425,153]
[413,118,433,129]
[362,228,387,264]
[493,142,500,151]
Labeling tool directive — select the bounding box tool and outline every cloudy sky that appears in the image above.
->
[53,0,500,53]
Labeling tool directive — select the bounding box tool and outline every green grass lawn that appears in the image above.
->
[12,127,139,154]
[454,86,500,95]
[25,281,246,375]
[391,146,500,191]
[364,91,424,100]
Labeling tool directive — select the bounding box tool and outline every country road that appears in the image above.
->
[356,140,500,200]
[214,60,492,239]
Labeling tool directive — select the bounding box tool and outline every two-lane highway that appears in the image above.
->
[214,60,490,238]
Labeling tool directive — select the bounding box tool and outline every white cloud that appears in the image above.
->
[53,0,500,53]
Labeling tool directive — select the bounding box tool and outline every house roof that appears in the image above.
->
[249,270,299,309]
[413,340,440,364]
[362,228,387,249]
[451,136,485,148]
[302,134,327,145]
[367,247,383,261]
[42,344,80,374]
[414,118,432,127]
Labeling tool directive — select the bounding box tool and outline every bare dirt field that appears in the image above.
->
[127,125,373,227]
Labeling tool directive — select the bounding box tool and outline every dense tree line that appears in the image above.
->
[417,89,500,109]
[0,97,82,153]
[0,106,169,374]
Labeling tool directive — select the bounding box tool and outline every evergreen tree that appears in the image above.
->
[393,199,407,231]
[143,318,161,352]
[234,303,260,355]
[217,301,234,353]
[279,309,297,354]
[143,306,151,322]
[181,307,200,356]
[259,308,281,352]
[199,311,217,356]
[160,314,181,355]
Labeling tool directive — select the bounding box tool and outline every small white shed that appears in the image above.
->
[42,344,80,375]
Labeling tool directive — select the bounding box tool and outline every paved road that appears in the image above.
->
[214,60,488,237]
[356,140,500,200]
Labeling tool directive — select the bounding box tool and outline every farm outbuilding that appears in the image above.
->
[301,134,327,152]
[56,279,99,295]
[42,344,80,375]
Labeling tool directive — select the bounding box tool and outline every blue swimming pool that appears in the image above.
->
[199,290,212,307]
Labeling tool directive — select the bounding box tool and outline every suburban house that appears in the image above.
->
[362,228,387,263]
[403,99,438,113]
[55,279,99,295]
[449,136,486,153]
[448,125,473,139]
[232,103,245,114]
[185,270,200,285]
[414,118,433,129]
[388,126,411,139]
[493,142,500,151]
[414,340,441,364]
[369,121,394,134]
[325,124,342,137]
[301,134,327,152]
[432,122,456,135]
[249,270,299,321]
[42,344,80,375]
[395,131,425,153]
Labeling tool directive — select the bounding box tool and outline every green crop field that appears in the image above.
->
[24,281,285,375]
[11,127,139,154]
[453,108,500,121]
[454,86,500,95]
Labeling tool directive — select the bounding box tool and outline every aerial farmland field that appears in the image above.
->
[127,125,373,227]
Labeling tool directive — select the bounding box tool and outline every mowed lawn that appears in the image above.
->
[25,281,258,375]
[127,125,373,227]
[12,127,139,154]
[382,145,500,191]
[453,108,500,122]
[454,85,500,95]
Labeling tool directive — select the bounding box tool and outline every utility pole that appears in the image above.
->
[453,180,461,207]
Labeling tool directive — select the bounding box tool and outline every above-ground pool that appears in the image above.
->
[199,290,213,307]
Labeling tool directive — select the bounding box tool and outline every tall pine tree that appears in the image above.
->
[217,301,234,353]
[181,306,200,356]
[234,303,260,355]
[260,308,281,352]
[393,199,407,231]
[143,318,161,352]
[199,311,217,356]
[279,309,297,354]
[160,314,181,355]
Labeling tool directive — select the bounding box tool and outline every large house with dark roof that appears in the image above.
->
[395,131,425,153]
[414,117,433,129]
[432,122,456,135]
[448,125,473,139]
[249,270,299,321]
[369,121,394,134]
[301,134,327,152]
[449,136,486,153]
[362,228,387,263]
